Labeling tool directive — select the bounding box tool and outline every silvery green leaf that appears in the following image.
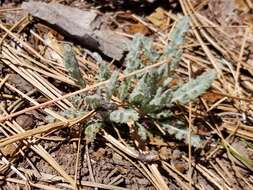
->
[63,44,85,87]
[125,34,159,74]
[161,123,201,148]
[118,80,131,100]
[85,122,103,143]
[96,62,111,81]
[172,70,216,104]
[129,74,149,105]
[85,94,103,109]
[106,71,119,100]
[129,73,157,106]
[136,122,148,141]
[148,110,173,119]
[162,77,173,87]
[169,50,182,71]
[110,108,139,123]
[164,16,190,56]
[147,88,172,111]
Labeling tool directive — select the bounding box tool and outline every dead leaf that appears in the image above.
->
[202,91,224,102]
[173,161,188,173]
[149,135,167,146]
[125,22,150,35]
[159,147,171,160]
[146,7,169,30]
[44,32,63,64]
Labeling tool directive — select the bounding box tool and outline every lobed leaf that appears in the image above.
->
[171,70,216,104]
[110,108,139,124]
[85,122,103,143]
[162,123,202,148]
[63,44,85,87]
[106,71,119,100]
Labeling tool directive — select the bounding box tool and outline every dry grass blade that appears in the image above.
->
[179,0,223,77]
[104,131,170,190]
[1,1,253,189]
[0,111,95,147]
[6,177,130,190]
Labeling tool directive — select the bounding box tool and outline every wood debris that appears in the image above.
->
[22,1,130,61]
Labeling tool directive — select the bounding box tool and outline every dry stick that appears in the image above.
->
[191,17,227,56]
[6,177,129,190]
[179,0,222,77]
[85,145,97,190]
[0,111,95,147]
[6,45,75,85]
[0,59,167,122]
[105,134,160,189]
[223,124,253,140]
[148,164,170,190]
[2,47,71,110]
[23,68,69,110]
[30,70,73,108]
[162,161,202,190]
[103,131,139,159]
[213,91,253,102]
[19,166,126,189]
[0,80,68,123]
[162,162,191,190]
[1,111,95,188]
[183,156,231,190]
[246,0,253,8]
[131,14,166,41]
[192,3,253,93]
[29,30,75,78]
[0,118,40,176]
[26,69,73,108]
[235,27,249,93]
[195,13,233,39]
[0,127,27,181]
[223,147,252,189]
[138,161,164,190]
[0,14,28,45]
[205,122,240,161]
[104,132,167,190]
[195,14,253,78]
[0,74,9,89]
[30,29,63,59]
[207,97,228,111]
[0,117,74,188]
[186,60,192,189]
[7,89,37,113]
[194,0,209,11]
[74,129,82,190]
[0,22,43,61]
[106,143,159,190]
[0,8,22,12]
[209,161,232,187]
[205,122,253,189]
[196,10,250,63]
[215,158,236,185]
[108,175,124,186]
[0,24,63,74]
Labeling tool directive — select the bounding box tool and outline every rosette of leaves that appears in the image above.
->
[85,16,216,147]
